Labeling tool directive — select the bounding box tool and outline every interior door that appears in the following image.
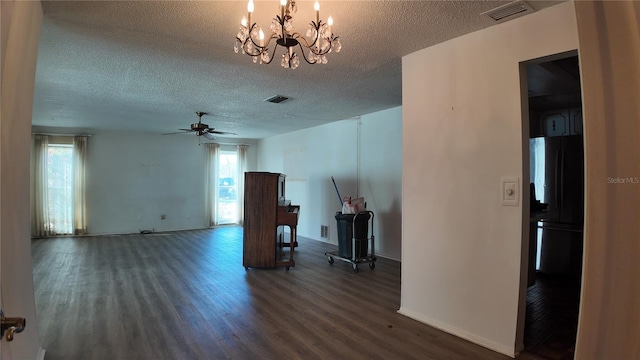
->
[1,253,3,354]
[1,0,44,357]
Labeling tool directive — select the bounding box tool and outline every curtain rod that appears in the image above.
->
[33,133,92,137]
[206,142,251,146]
[32,134,250,145]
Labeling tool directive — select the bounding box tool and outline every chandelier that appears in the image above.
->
[234,0,342,69]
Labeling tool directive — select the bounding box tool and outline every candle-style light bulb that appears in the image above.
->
[241,16,247,27]
[247,0,253,28]
[280,0,286,20]
[314,0,320,24]
[259,29,265,46]
[247,0,254,30]
[327,16,333,26]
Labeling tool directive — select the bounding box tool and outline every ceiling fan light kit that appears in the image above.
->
[234,0,341,69]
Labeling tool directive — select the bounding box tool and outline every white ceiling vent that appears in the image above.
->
[482,1,535,23]
[264,95,289,104]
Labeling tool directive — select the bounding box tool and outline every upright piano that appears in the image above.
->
[243,172,300,270]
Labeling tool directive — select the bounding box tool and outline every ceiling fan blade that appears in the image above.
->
[207,129,237,136]
[166,113,235,139]
[162,130,192,135]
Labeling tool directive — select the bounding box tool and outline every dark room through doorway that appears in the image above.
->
[521,52,584,360]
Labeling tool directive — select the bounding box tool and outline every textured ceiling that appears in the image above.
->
[32,0,564,139]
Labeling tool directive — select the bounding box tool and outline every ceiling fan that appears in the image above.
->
[164,112,237,140]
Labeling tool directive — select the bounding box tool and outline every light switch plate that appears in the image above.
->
[501,177,519,206]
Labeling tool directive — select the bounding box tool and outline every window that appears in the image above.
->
[217,151,238,224]
[47,144,74,234]
[32,135,88,237]
[530,137,545,270]
[205,144,247,227]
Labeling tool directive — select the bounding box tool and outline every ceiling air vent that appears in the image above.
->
[482,1,535,23]
[264,95,289,104]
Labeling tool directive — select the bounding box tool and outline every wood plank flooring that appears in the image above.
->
[523,273,579,360]
[33,227,517,360]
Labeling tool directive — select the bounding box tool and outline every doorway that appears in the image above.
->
[520,52,584,359]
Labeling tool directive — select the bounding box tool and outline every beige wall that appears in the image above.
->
[574,1,640,358]
[1,0,45,358]
[400,2,578,356]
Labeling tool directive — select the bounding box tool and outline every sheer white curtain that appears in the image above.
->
[32,134,88,237]
[204,143,220,227]
[236,144,248,225]
[73,135,88,235]
[32,134,51,237]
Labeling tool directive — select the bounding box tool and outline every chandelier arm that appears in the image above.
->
[262,44,278,65]
[295,33,337,56]
[240,39,261,57]
[239,37,273,57]
[301,40,327,55]
[294,33,314,49]
[248,35,277,54]
[244,23,260,55]
[318,37,335,56]
[297,43,317,65]
[293,21,322,49]
[246,35,262,52]
[238,23,279,57]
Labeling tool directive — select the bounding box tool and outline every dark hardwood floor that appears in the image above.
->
[522,272,580,360]
[33,227,522,360]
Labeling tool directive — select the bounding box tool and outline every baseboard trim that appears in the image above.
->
[397,307,516,358]
[31,226,213,239]
[308,236,400,261]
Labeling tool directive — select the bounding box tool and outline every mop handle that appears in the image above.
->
[331,176,344,206]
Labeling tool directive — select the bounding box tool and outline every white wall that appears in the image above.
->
[30,128,259,235]
[358,108,402,259]
[258,107,402,260]
[88,132,208,234]
[400,2,577,356]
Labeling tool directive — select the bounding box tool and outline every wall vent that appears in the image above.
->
[264,94,289,104]
[321,225,329,238]
[482,1,535,23]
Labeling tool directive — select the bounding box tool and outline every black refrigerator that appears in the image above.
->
[530,135,584,275]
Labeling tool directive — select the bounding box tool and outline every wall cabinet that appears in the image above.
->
[532,107,583,137]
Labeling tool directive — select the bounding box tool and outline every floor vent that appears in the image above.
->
[264,94,289,104]
[482,1,535,23]
[321,225,329,238]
